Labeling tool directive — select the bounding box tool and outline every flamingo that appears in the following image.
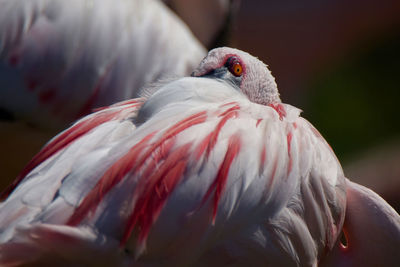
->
[0,0,206,128]
[0,47,398,266]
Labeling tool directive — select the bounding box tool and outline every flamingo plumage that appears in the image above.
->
[0,47,398,266]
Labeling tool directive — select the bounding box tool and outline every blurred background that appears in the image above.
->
[1,0,400,211]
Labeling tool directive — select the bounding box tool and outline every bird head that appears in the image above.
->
[192,47,281,105]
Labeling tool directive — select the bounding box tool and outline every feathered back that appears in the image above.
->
[0,48,346,266]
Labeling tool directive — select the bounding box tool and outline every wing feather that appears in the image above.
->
[0,99,143,200]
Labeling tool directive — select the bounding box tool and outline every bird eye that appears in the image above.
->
[226,56,243,77]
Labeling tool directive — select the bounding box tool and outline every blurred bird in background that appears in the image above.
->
[0,0,204,128]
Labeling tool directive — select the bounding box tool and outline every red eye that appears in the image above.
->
[227,57,243,77]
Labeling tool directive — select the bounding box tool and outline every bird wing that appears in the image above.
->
[0,77,346,266]
[0,0,205,127]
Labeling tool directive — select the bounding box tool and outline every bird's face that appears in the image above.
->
[192,47,281,105]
